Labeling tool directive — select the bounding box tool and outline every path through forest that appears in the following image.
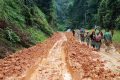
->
[22,33,72,80]
[0,32,120,80]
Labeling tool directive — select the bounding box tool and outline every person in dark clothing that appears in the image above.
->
[90,31,96,48]
[85,31,90,46]
[72,29,75,36]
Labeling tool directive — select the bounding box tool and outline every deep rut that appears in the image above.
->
[22,33,72,80]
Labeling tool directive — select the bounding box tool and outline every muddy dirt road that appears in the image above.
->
[22,33,72,80]
[0,32,120,80]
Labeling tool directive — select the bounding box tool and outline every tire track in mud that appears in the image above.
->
[22,33,72,80]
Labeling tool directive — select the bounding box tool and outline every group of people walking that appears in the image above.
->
[72,28,113,51]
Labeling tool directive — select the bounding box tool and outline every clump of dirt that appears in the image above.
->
[0,32,61,80]
[64,32,120,80]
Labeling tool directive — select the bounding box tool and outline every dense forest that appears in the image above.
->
[0,0,120,58]
[68,0,120,29]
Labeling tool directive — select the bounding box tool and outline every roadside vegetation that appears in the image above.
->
[0,0,56,58]
[113,31,120,43]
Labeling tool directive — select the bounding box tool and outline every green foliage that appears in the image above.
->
[0,0,59,58]
[115,16,120,29]
[95,0,120,29]
[0,0,25,27]
[33,6,54,35]
[0,0,55,44]
[5,27,20,43]
[57,23,66,31]
[113,31,120,43]
[26,27,48,43]
[0,0,58,55]
[68,0,120,30]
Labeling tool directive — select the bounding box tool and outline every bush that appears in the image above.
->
[5,27,20,43]
[26,27,47,44]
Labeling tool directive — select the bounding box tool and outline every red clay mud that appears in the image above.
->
[0,32,61,80]
[0,32,120,80]
[64,32,120,80]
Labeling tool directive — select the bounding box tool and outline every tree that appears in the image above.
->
[68,0,120,29]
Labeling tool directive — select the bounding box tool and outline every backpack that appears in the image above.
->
[104,32,112,41]
[96,34,102,42]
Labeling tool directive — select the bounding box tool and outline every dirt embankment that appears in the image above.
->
[0,32,120,80]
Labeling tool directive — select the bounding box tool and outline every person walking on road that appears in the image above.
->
[95,32,103,51]
[80,28,85,42]
[104,29,112,52]
[85,31,90,46]
[90,31,96,48]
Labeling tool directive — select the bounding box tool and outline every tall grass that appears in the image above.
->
[113,31,120,43]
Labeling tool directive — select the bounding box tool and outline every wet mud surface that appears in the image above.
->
[0,32,120,80]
